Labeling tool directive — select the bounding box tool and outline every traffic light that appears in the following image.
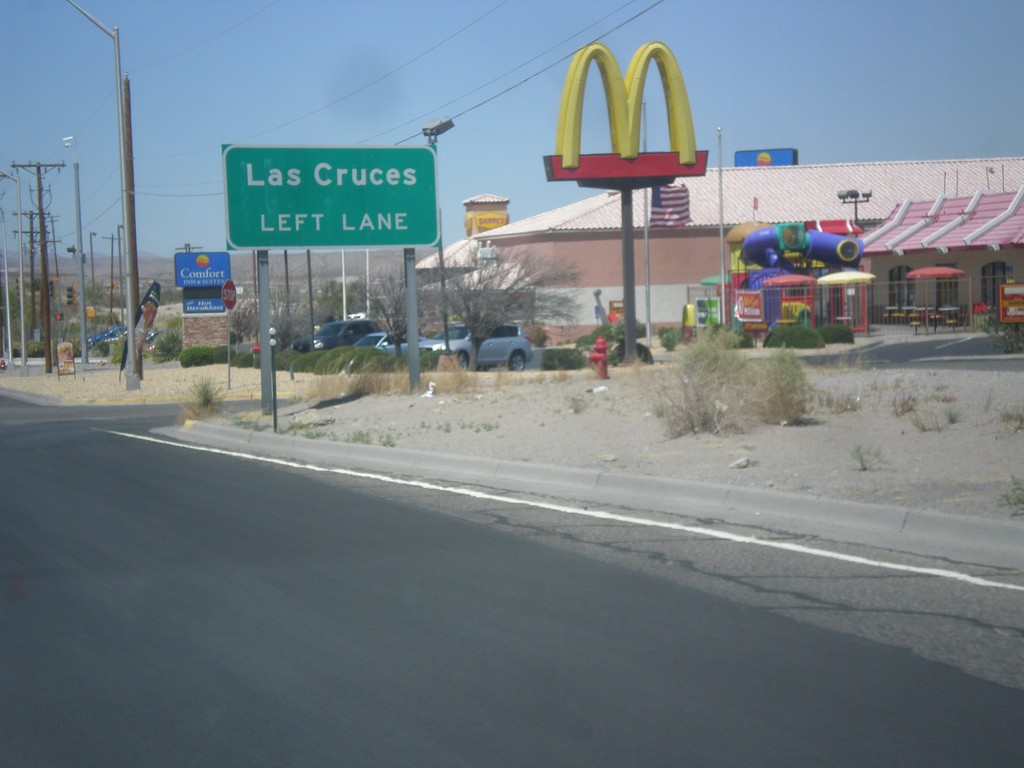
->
[48,279,58,300]
[66,285,76,306]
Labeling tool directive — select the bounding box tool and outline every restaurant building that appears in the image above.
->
[422,157,1024,341]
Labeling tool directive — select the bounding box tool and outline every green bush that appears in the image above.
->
[179,345,229,367]
[763,325,824,349]
[575,320,646,351]
[658,326,682,352]
[817,323,855,345]
[980,313,1024,354]
[541,347,586,370]
[152,328,183,362]
[702,324,754,348]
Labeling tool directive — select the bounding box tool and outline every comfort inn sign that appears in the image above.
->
[222,145,439,249]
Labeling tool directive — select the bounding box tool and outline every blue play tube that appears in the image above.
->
[742,224,863,271]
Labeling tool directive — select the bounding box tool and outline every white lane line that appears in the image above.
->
[113,431,1024,593]
[935,335,976,350]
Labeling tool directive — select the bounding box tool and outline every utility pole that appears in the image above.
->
[121,75,143,381]
[13,162,63,373]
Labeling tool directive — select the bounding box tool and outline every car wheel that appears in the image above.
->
[456,351,470,369]
[508,350,526,371]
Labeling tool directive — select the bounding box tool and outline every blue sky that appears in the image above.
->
[3,0,1023,262]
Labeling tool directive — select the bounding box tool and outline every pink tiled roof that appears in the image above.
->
[480,157,1024,240]
[863,189,1024,254]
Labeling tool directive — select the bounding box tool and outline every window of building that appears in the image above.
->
[981,261,1013,307]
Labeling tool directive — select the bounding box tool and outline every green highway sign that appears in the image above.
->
[222,145,439,249]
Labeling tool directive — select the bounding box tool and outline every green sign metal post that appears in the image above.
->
[222,145,439,249]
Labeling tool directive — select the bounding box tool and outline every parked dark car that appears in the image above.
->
[312,319,380,351]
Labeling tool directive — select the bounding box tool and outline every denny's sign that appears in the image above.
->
[544,42,708,188]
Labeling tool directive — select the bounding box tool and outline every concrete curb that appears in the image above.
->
[162,421,1024,570]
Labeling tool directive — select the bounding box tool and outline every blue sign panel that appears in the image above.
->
[184,297,226,314]
[734,148,799,167]
[174,251,232,288]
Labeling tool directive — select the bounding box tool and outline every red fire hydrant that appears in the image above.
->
[588,336,609,379]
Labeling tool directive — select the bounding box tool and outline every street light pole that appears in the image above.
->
[64,136,89,364]
[0,169,26,370]
[837,188,872,228]
[65,0,138,389]
[1,209,12,364]
[422,118,454,353]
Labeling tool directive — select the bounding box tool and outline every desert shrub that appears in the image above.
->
[979,312,1024,354]
[750,348,813,424]
[109,341,124,367]
[658,326,682,351]
[652,332,753,436]
[575,320,646,351]
[418,349,445,372]
[182,376,224,419]
[541,347,586,370]
[312,347,358,375]
[817,323,855,345]
[277,349,326,372]
[179,345,228,367]
[763,325,824,349]
[152,328,183,362]
[524,324,549,348]
[25,339,47,358]
[702,324,754,348]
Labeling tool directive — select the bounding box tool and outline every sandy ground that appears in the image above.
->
[3,345,1023,521]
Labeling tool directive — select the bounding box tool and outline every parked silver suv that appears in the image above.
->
[429,323,533,370]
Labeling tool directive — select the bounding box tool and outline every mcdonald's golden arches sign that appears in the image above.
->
[544,42,707,188]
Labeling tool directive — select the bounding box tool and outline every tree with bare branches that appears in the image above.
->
[442,247,579,370]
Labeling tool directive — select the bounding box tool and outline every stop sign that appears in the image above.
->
[221,279,237,311]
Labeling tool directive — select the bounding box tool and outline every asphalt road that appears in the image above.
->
[2,395,1022,766]
[804,332,1024,369]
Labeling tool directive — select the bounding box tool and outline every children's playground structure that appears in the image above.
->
[730,222,869,334]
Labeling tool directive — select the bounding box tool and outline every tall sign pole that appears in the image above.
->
[544,42,707,363]
[65,0,139,389]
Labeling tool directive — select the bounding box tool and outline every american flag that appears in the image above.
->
[648,184,691,228]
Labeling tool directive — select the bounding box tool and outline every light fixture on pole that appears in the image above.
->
[65,0,138,389]
[422,117,454,353]
[837,188,872,227]
[63,136,90,365]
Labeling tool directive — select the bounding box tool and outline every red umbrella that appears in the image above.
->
[907,266,965,279]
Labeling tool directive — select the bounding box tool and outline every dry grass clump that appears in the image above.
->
[650,334,813,437]
[182,376,224,420]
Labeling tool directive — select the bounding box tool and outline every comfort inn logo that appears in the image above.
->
[174,251,231,288]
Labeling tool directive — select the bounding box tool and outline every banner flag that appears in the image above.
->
[120,281,161,375]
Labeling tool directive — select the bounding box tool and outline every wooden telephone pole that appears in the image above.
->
[13,162,63,372]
